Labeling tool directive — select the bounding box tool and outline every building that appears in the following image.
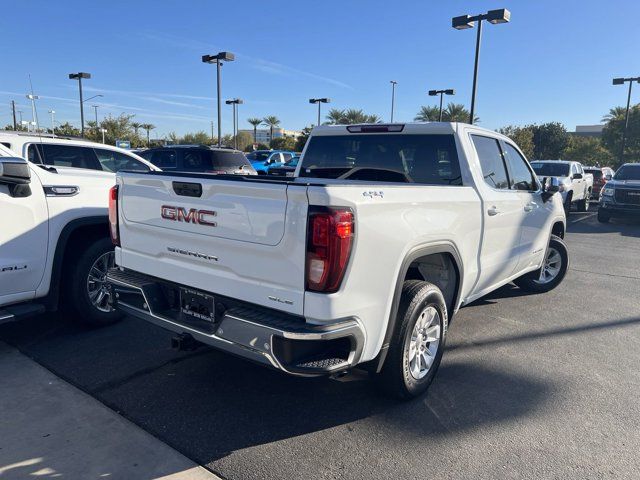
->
[239,127,302,145]
[572,124,604,138]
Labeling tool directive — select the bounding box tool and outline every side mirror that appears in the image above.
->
[541,177,561,202]
[573,173,583,180]
[0,156,31,197]
[605,174,612,181]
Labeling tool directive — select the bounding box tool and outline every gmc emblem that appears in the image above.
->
[161,205,217,226]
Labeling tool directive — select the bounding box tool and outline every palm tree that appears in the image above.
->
[247,118,262,142]
[602,106,628,123]
[141,123,155,146]
[326,109,346,125]
[262,116,280,144]
[414,106,441,122]
[131,121,142,137]
[443,103,480,123]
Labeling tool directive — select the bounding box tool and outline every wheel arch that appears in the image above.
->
[551,220,565,239]
[43,216,109,310]
[371,242,463,373]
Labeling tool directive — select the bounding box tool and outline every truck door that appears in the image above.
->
[501,142,550,273]
[470,135,523,293]
[0,160,49,304]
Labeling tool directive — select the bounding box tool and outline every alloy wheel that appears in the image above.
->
[407,306,441,380]
[86,251,115,313]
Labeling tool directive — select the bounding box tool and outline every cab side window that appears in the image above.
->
[503,143,537,191]
[150,150,177,169]
[471,135,510,189]
[40,144,101,170]
[94,149,150,172]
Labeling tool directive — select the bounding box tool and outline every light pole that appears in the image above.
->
[452,9,510,124]
[612,76,640,165]
[48,110,56,137]
[390,81,398,122]
[225,98,243,149]
[100,128,107,144]
[309,98,330,126]
[26,94,39,131]
[428,89,455,121]
[68,72,91,137]
[202,52,235,147]
[91,105,99,129]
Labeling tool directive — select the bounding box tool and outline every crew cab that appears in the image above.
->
[0,144,129,325]
[530,160,593,212]
[598,163,640,222]
[106,123,567,398]
[138,145,256,175]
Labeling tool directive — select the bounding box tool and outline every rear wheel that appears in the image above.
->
[577,192,590,212]
[514,235,568,293]
[376,280,447,399]
[63,237,123,326]
[597,209,610,223]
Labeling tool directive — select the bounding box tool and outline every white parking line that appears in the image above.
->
[570,213,596,223]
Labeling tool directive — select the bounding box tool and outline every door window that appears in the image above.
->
[40,144,101,170]
[269,153,282,164]
[282,153,292,162]
[503,143,537,191]
[471,135,509,189]
[182,150,212,171]
[94,149,150,172]
[150,150,177,169]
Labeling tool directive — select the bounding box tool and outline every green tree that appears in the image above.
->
[563,136,615,167]
[326,109,345,125]
[414,106,441,122]
[247,118,262,142]
[262,116,281,143]
[55,122,81,137]
[602,107,627,123]
[528,122,570,159]
[294,126,313,152]
[131,122,143,137]
[181,131,212,145]
[141,123,155,147]
[497,125,535,159]
[325,108,381,125]
[270,136,296,150]
[235,131,253,151]
[601,104,640,166]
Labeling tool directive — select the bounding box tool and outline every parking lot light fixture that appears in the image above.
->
[612,76,640,165]
[202,52,235,147]
[309,98,330,127]
[452,9,510,124]
[68,72,91,137]
[428,89,456,121]
[225,98,243,149]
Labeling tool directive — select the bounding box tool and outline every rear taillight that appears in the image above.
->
[108,185,120,246]
[306,207,354,293]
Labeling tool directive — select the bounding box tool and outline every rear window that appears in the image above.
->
[246,152,271,161]
[584,169,603,179]
[531,162,570,177]
[299,134,462,185]
[210,151,251,168]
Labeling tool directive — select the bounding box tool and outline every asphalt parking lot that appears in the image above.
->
[1,209,639,480]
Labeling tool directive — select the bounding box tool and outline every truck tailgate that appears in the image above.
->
[116,173,308,315]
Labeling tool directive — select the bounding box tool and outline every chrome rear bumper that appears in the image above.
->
[106,268,365,376]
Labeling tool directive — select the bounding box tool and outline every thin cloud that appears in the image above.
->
[137,31,352,90]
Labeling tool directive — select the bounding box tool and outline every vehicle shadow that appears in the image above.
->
[0,315,553,466]
[566,210,640,238]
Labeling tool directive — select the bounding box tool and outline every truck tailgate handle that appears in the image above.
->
[172,181,202,198]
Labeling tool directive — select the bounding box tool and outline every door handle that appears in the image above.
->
[524,203,534,212]
[487,206,500,216]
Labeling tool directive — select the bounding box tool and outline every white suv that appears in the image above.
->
[0,131,154,173]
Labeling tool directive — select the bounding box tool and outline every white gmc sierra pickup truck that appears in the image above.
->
[106,123,568,398]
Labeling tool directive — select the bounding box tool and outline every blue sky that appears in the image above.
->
[2,0,640,138]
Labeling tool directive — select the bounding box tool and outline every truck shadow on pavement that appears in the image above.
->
[0,315,553,466]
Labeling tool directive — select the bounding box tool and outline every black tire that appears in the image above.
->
[577,192,589,212]
[376,280,447,400]
[513,235,568,293]
[597,209,610,223]
[563,192,573,213]
[63,237,123,327]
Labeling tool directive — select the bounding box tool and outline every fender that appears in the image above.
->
[43,216,109,310]
[373,241,464,373]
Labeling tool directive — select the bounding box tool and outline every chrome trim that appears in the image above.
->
[106,272,365,376]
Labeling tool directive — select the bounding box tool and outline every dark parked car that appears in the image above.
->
[139,145,256,175]
[267,155,300,176]
[584,166,615,199]
[598,163,640,222]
